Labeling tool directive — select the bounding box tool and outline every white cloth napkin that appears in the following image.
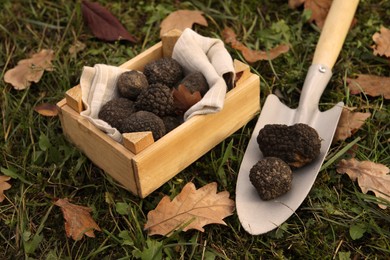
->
[80,64,129,142]
[172,28,235,120]
[79,29,234,142]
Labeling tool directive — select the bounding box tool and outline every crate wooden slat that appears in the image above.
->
[57,41,260,198]
[57,99,138,193]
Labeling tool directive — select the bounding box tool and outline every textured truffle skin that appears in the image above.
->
[144,58,184,87]
[179,71,209,96]
[117,70,148,100]
[98,98,135,130]
[249,157,293,200]
[135,83,175,117]
[257,123,321,168]
[162,116,182,133]
[120,111,166,140]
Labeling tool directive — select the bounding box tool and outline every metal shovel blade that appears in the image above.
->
[236,65,344,235]
[235,0,359,235]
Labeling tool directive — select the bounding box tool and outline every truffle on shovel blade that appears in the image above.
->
[257,123,321,168]
[98,97,135,130]
[120,111,166,140]
[144,57,184,87]
[117,70,149,100]
[249,157,293,200]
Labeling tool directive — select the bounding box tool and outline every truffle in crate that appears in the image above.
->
[57,31,260,198]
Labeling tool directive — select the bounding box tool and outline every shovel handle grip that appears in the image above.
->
[312,0,359,69]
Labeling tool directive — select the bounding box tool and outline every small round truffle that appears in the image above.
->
[162,116,182,133]
[144,58,184,87]
[179,71,209,96]
[249,157,293,200]
[257,123,321,168]
[135,83,175,117]
[120,111,166,140]
[117,70,148,100]
[98,98,135,130]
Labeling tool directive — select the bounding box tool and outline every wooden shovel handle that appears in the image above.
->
[312,0,359,69]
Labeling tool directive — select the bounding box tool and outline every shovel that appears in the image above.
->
[236,0,359,235]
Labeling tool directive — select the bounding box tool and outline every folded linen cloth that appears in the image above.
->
[80,64,129,142]
[172,28,235,120]
[79,29,235,142]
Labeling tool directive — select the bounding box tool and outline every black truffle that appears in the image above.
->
[117,70,149,100]
[162,116,183,133]
[120,111,166,140]
[135,83,175,117]
[179,71,209,96]
[249,157,293,200]
[98,98,135,130]
[144,58,184,87]
[257,123,321,168]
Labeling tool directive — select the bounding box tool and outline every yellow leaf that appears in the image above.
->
[144,182,235,236]
[337,158,390,209]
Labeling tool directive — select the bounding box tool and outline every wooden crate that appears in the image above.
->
[57,40,260,198]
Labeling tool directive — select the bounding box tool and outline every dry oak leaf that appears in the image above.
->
[337,158,390,209]
[144,182,235,236]
[222,27,289,63]
[54,198,101,240]
[34,103,59,117]
[372,26,390,57]
[0,175,11,203]
[160,10,208,37]
[4,49,54,90]
[333,108,371,142]
[347,74,390,100]
[289,0,332,29]
[289,0,357,29]
[172,84,202,112]
[288,0,305,9]
[69,40,86,58]
[81,0,137,42]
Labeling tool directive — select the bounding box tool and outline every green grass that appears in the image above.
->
[1,0,389,259]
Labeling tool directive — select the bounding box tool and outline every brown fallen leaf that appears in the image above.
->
[34,103,59,117]
[144,182,235,236]
[371,26,390,57]
[288,0,305,9]
[333,108,371,142]
[337,158,390,209]
[222,27,289,63]
[81,0,137,42]
[54,198,101,240]
[160,10,208,37]
[69,40,86,58]
[304,0,332,29]
[4,49,54,90]
[290,0,358,30]
[347,74,390,100]
[289,0,332,29]
[172,84,202,113]
[0,176,11,203]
